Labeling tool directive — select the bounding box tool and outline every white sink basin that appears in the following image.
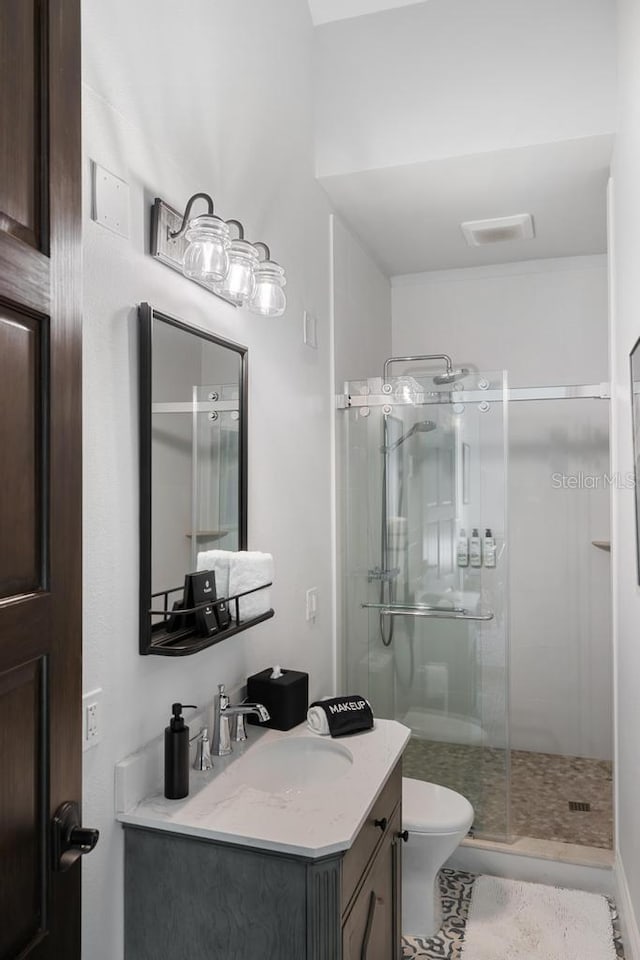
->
[240,736,354,792]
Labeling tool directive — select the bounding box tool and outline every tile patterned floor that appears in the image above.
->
[402,869,625,959]
[403,737,613,848]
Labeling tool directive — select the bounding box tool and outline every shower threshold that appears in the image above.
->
[460,833,614,870]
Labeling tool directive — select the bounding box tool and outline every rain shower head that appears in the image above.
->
[381,419,437,453]
[433,368,469,385]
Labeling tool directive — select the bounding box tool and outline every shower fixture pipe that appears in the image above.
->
[383,354,454,383]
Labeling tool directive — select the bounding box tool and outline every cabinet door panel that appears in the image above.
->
[342,806,401,960]
[342,761,401,913]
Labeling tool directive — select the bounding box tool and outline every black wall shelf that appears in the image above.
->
[147,609,275,657]
[145,582,274,657]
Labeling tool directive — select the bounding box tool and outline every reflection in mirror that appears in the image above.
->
[139,303,276,656]
[631,337,640,584]
[151,316,242,595]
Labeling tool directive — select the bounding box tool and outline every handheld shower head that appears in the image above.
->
[381,419,437,453]
[433,368,469,386]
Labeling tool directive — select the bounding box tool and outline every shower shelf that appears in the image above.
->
[361,602,494,622]
[591,540,611,552]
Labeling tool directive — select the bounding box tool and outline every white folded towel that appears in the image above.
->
[196,549,232,599]
[307,705,330,736]
[227,551,274,622]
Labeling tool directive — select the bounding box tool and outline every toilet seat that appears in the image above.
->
[402,777,474,835]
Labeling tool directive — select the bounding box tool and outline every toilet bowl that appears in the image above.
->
[402,777,474,939]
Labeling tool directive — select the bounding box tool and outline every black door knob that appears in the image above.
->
[52,801,99,872]
[374,817,388,832]
[397,829,409,842]
[68,826,100,850]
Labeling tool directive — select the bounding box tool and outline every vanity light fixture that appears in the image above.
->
[150,193,287,317]
[249,244,287,317]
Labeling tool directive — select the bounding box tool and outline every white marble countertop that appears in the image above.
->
[116,719,410,859]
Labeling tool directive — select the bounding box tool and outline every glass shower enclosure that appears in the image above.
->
[339,368,510,839]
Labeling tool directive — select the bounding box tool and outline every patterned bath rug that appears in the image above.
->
[460,875,617,960]
[403,869,475,959]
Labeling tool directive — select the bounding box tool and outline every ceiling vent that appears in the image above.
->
[461,214,535,247]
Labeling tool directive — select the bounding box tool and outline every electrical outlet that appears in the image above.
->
[306,587,318,622]
[83,688,103,751]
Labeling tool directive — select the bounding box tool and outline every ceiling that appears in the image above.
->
[308,0,427,26]
[318,135,613,276]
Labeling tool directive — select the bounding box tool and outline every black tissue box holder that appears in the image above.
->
[247,667,309,731]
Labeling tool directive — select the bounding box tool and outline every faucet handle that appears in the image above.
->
[193,728,213,771]
[233,713,248,742]
[217,683,229,711]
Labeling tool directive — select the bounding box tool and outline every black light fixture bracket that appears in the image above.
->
[168,192,216,241]
[150,196,238,306]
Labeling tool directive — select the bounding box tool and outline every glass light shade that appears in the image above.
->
[215,239,259,303]
[183,215,230,283]
[248,261,287,317]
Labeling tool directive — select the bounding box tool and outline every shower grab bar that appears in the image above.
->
[361,602,494,622]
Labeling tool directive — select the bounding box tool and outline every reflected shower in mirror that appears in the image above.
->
[151,316,242,584]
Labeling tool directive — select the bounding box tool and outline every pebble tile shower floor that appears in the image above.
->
[402,869,624,960]
[403,738,613,848]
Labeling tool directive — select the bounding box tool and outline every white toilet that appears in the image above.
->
[402,777,474,938]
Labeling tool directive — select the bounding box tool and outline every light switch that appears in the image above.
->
[306,587,318,622]
[303,311,318,349]
[91,161,129,238]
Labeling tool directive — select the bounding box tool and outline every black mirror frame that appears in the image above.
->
[138,302,252,655]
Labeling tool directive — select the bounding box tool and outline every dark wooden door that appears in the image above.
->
[0,0,84,957]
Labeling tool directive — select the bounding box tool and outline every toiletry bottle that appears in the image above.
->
[470,528,483,568]
[483,528,496,568]
[164,702,197,800]
[456,528,469,567]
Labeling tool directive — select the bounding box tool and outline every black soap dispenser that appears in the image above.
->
[164,702,196,800]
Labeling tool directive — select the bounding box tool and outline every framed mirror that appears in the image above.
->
[631,337,640,584]
[139,303,269,655]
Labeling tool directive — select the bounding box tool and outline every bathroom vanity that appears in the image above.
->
[117,719,410,959]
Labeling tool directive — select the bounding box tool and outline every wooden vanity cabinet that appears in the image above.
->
[342,803,402,959]
[123,760,403,960]
[341,760,402,959]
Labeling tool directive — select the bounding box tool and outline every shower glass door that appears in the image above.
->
[340,371,510,839]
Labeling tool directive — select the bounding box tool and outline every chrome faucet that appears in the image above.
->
[212,683,270,757]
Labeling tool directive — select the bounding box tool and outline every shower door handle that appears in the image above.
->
[361,602,494,622]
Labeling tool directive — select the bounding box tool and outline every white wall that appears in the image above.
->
[81,2,333,957]
[308,0,425,26]
[610,0,640,951]
[332,215,392,387]
[392,255,612,760]
[314,0,617,178]
[330,215,392,691]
